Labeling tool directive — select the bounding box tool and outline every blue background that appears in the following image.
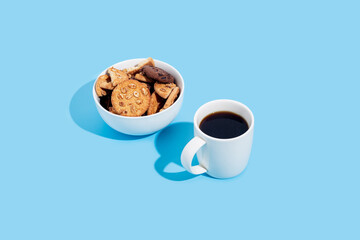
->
[1,0,359,239]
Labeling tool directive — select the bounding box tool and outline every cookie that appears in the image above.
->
[160,87,180,111]
[154,82,176,99]
[126,57,155,75]
[134,73,154,83]
[111,79,151,117]
[147,92,164,115]
[142,66,175,83]
[108,67,129,86]
[95,75,113,97]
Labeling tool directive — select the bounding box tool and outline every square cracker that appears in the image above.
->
[160,87,180,111]
[126,57,155,75]
[147,92,164,115]
[108,67,129,86]
[134,73,154,83]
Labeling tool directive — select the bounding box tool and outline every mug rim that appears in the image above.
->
[193,99,254,142]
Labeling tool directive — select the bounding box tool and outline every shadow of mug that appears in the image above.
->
[154,122,201,181]
[69,80,145,140]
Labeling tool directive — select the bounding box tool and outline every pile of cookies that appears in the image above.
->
[95,57,180,117]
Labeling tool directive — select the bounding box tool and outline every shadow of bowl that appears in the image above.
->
[69,80,145,140]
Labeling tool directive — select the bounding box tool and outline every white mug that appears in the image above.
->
[181,99,254,178]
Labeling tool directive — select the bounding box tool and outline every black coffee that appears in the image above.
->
[199,111,249,139]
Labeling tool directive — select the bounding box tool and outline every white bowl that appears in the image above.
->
[93,59,184,136]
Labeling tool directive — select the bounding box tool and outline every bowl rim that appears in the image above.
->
[92,58,185,119]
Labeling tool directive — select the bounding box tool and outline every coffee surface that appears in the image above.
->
[199,111,249,139]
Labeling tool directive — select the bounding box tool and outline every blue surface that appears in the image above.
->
[1,1,359,239]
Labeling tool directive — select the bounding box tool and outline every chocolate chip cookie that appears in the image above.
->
[143,66,175,83]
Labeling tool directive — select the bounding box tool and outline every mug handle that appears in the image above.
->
[181,137,207,174]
